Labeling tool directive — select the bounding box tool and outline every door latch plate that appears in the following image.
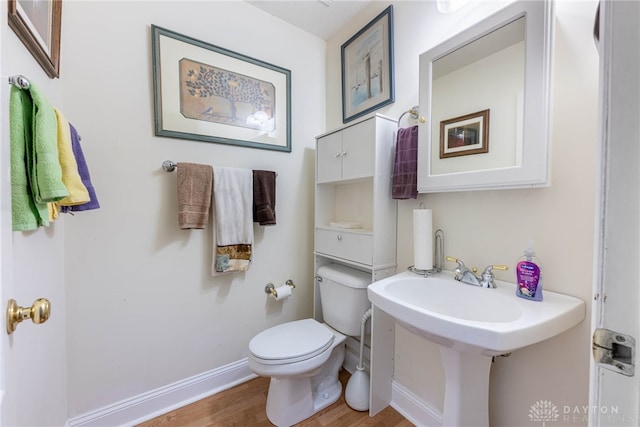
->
[592,328,635,376]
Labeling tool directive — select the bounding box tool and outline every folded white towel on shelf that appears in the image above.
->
[212,167,253,274]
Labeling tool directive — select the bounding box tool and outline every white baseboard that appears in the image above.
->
[67,359,255,427]
[65,357,442,427]
[391,380,443,427]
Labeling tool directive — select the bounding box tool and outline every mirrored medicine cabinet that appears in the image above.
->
[418,1,554,192]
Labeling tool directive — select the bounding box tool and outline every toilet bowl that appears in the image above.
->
[248,263,371,426]
[249,319,347,426]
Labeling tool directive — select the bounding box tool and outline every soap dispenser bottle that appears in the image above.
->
[515,241,543,301]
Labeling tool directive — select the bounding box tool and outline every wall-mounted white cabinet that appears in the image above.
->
[314,114,398,322]
[316,121,376,183]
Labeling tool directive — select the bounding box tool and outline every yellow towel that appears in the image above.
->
[48,203,59,222]
[54,108,89,206]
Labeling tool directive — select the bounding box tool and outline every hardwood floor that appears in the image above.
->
[137,370,413,427]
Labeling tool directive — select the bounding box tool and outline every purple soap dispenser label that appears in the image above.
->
[516,261,542,300]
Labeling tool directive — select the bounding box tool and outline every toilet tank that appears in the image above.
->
[316,263,371,336]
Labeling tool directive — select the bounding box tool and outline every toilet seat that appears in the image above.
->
[249,319,335,365]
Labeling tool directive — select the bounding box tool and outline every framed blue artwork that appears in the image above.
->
[341,5,395,123]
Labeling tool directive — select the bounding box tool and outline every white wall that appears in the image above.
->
[327,1,598,426]
[60,1,325,417]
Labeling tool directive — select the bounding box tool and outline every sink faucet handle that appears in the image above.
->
[446,256,468,281]
[446,256,463,266]
[446,256,466,270]
[480,265,509,288]
[486,265,509,272]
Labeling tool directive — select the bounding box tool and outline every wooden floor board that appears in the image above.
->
[137,370,413,427]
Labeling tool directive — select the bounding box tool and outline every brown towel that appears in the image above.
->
[177,162,213,229]
[253,170,276,225]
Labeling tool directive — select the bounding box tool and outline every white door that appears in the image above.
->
[590,1,640,425]
[0,62,68,427]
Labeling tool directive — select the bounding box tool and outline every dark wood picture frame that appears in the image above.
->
[341,5,394,123]
[8,0,62,78]
[440,109,490,159]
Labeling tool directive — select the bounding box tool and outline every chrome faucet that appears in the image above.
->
[446,256,509,288]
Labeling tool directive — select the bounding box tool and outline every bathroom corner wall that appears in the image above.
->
[327,1,598,426]
[60,1,325,417]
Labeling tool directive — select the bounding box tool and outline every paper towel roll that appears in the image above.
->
[273,284,292,301]
[413,209,433,271]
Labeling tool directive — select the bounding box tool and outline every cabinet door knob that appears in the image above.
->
[341,150,347,156]
[334,152,342,158]
[337,235,342,241]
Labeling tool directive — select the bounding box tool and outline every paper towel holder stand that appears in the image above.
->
[265,280,296,298]
[408,228,444,277]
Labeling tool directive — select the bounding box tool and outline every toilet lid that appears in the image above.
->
[249,319,335,364]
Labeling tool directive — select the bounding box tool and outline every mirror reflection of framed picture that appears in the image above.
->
[440,109,490,158]
[8,0,62,78]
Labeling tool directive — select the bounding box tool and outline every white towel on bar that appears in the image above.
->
[212,167,253,274]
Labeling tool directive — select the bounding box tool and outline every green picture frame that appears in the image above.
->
[151,25,292,152]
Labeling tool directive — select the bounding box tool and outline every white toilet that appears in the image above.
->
[248,263,371,426]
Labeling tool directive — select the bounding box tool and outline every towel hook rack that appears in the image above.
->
[8,75,30,90]
[162,160,177,172]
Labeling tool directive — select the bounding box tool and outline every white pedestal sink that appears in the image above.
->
[367,270,585,426]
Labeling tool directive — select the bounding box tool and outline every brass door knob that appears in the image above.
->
[6,298,51,335]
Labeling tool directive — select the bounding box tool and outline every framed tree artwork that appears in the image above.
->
[151,25,291,152]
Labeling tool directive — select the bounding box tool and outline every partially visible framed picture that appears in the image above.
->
[151,25,291,152]
[341,5,394,123]
[440,109,490,158]
[8,0,62,78]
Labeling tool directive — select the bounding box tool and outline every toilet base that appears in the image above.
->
[265,344,345,426]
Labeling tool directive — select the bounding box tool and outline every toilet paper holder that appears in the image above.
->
[265,280,295,298]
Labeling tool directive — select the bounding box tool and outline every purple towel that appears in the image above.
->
[61,124,100,212]
[392,126,418,199]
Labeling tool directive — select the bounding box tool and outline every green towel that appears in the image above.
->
[26,83,68,204]
[10,86,48,230]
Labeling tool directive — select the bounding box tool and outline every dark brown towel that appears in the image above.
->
[392,126,418,199]
[177,162,213,229]
[252,170,276,225]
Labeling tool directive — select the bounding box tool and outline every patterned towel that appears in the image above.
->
[212,167,253,274]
